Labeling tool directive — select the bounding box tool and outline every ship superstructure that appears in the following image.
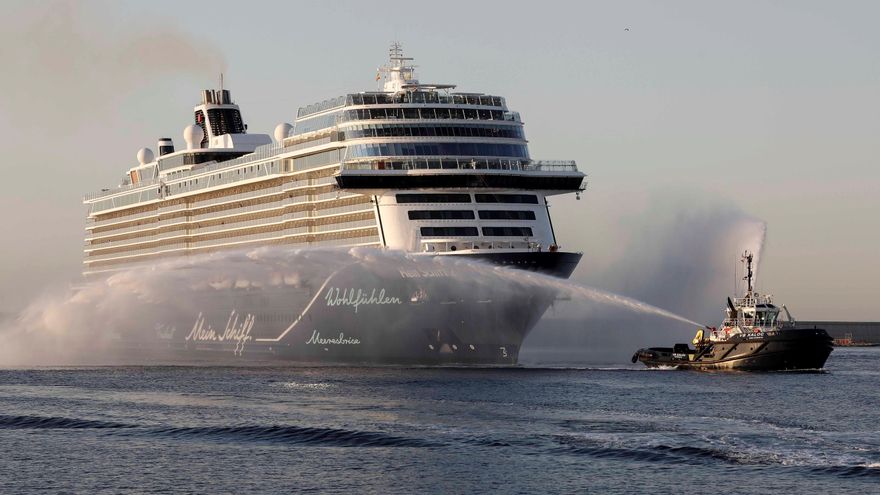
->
[79,45,587,364]
[83,44,585,277]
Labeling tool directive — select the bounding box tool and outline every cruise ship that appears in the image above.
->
[82,44,587,364]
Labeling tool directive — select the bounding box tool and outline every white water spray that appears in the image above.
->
[0,246,701,366]
[471,262,703,327]
[729,218,767,295]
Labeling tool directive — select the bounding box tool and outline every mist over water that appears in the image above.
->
[523,202,768,365]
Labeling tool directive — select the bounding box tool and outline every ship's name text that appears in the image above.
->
[305,330,361,345]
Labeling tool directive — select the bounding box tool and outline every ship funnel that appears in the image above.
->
[157,138,174,156]
[201,89,232,105]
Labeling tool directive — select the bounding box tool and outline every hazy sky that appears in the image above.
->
[0,0,877,320]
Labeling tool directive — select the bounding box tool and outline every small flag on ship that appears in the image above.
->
[376,71,381,81]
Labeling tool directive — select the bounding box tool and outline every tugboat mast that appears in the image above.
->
[742,251,754,295]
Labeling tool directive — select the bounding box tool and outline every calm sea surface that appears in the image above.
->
[1,348,878,494]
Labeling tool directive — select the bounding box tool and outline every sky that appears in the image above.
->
[0,0,878,321]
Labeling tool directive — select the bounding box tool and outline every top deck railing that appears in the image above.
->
[732,294,774,307]
[341,158,579,173]
[297,92,507,118]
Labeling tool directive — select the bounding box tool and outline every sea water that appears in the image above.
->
[0,348,877,494]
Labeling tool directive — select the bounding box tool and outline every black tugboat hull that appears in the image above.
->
[632,328,833,371]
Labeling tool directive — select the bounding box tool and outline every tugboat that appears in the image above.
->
[632,251,833,371]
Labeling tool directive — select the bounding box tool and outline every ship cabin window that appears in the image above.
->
[341,108,503,122]
[420,227,479,237]
[396,193,472,204]
[482,227,533,237]
[478,210,536,220]
[348,142,529,159]
[755,309,778,326]
[343,124,523,140]
[475,194,539,204]
[408,210,475,220]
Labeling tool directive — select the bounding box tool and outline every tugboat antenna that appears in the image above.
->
[742,250,754,295]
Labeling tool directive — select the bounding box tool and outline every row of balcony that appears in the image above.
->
[88,175,339,231]
[87,192,370,243]
[85,220,379,266]
[86,209,374,254]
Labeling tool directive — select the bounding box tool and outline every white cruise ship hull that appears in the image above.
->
[113,251,580,365]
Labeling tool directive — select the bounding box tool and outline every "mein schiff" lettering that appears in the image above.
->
[324,287,402,313]
[185,311,254,355]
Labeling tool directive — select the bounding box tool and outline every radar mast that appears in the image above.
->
[742,251,754,295]
[378,42,417,92]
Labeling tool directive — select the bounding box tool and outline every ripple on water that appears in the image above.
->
[0,413,436,448]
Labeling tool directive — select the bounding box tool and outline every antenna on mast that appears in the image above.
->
[220,73,224,92]
[742,251,754,295]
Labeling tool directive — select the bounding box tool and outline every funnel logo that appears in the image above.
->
[324,287,402,313]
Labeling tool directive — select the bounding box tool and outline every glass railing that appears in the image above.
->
[297,93,507,119]
[85,241,188,264]
[312,203,373,219]
[85,232,166,252]
[86,220,162,241]
[315,219,378,233]
[341,158,579,172]
[188,227,311,249]
[87,208,161,231]
[526,160,580,171]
